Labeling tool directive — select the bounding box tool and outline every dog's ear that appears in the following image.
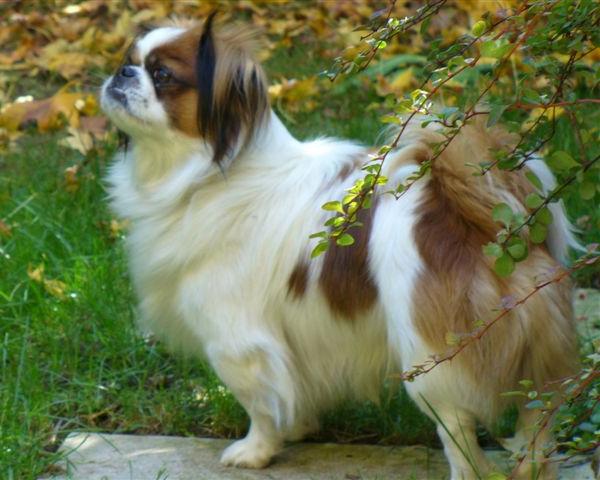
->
[196,12,269,165]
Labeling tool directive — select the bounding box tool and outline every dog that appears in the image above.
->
[101,14,579,480]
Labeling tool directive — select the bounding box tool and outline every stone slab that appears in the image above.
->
[42,433,595,480]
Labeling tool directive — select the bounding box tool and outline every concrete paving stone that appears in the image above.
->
[42,433,595,480]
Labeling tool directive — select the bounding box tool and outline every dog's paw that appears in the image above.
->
[220,437,276,469]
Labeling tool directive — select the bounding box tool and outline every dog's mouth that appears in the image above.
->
[106,85,128,107]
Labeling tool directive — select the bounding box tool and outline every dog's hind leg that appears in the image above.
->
[505,407,557,480]
[400,364,494,480]
[207,339,296,469]
[421,400,492,480]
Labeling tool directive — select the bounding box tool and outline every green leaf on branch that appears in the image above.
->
[311,240,329,258]
[525,171,543,190]
[342,193,357,205]
[420,16,432,36]
[380,115,401,124]
[500,391,528,398]
[530,223,548,244]
[471,20,487,37]
[525,399,545,410]
[487,103,507,127]
[494,254,515,277]
[336,233,355,246]
[321,201,345,214]
[485,473,507,480]
[536,207,553,226]
[580,180,596,200]
[525,193,544,209]
[324,216,345,228]
[480,40,511,59]
[547,151,579,171]
[507,239,527,261]
[492,203,513,227]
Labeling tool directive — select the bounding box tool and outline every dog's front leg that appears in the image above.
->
[220,412,282,469]
[206,338,296,468]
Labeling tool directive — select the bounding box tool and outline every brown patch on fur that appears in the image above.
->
[198,21,269,163]
[288,262,309,299]
[407,116,577,422]
[146,27,202,136]
[337,162,354,182]
[319,201,378,320]
[145,19,269,162]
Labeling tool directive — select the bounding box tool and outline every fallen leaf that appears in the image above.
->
[0,90,98,134]
[43,279,67,300]
[27,264,45,283]
[375,68,415,97]
[27,263,68,300]
[59,127,94,156]
[269,77,320,113]
[79,115,108,138]
[0,219,12,237]
[64,165,81,193]
[109,219,129,239]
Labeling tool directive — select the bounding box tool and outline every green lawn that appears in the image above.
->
[1,41,598,480]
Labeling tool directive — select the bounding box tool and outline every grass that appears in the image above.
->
[1,37,598,480]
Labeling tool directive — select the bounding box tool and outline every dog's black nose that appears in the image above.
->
[120,65,136,78]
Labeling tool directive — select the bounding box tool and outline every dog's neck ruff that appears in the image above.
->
[129,110,297,186]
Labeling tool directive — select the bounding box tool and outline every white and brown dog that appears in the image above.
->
[101,14,579,480]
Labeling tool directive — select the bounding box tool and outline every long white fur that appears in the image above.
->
[526,158,582,263]
[102,27,578,479]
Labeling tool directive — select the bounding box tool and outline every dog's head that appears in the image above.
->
[101,14,269,164]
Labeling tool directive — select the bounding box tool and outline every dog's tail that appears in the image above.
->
[523,158,583,263]
[385,115,580,265]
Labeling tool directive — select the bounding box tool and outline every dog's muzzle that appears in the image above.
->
[106,65,140,106]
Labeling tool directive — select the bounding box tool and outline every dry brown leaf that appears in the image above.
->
[59,127,94,156]
[27,263,68,300]
[27,264,45,283]
[35,39,105,79]
[43,279,68,300]
[64,165,81,193]
[375,68,415,97]
[0,219,12,237]
[79,116,108,139]
[269,77,320,113]
[110,219,129,239]
[0,90,98,133]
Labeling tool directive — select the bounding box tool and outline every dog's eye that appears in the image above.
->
[152,66,172,86]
